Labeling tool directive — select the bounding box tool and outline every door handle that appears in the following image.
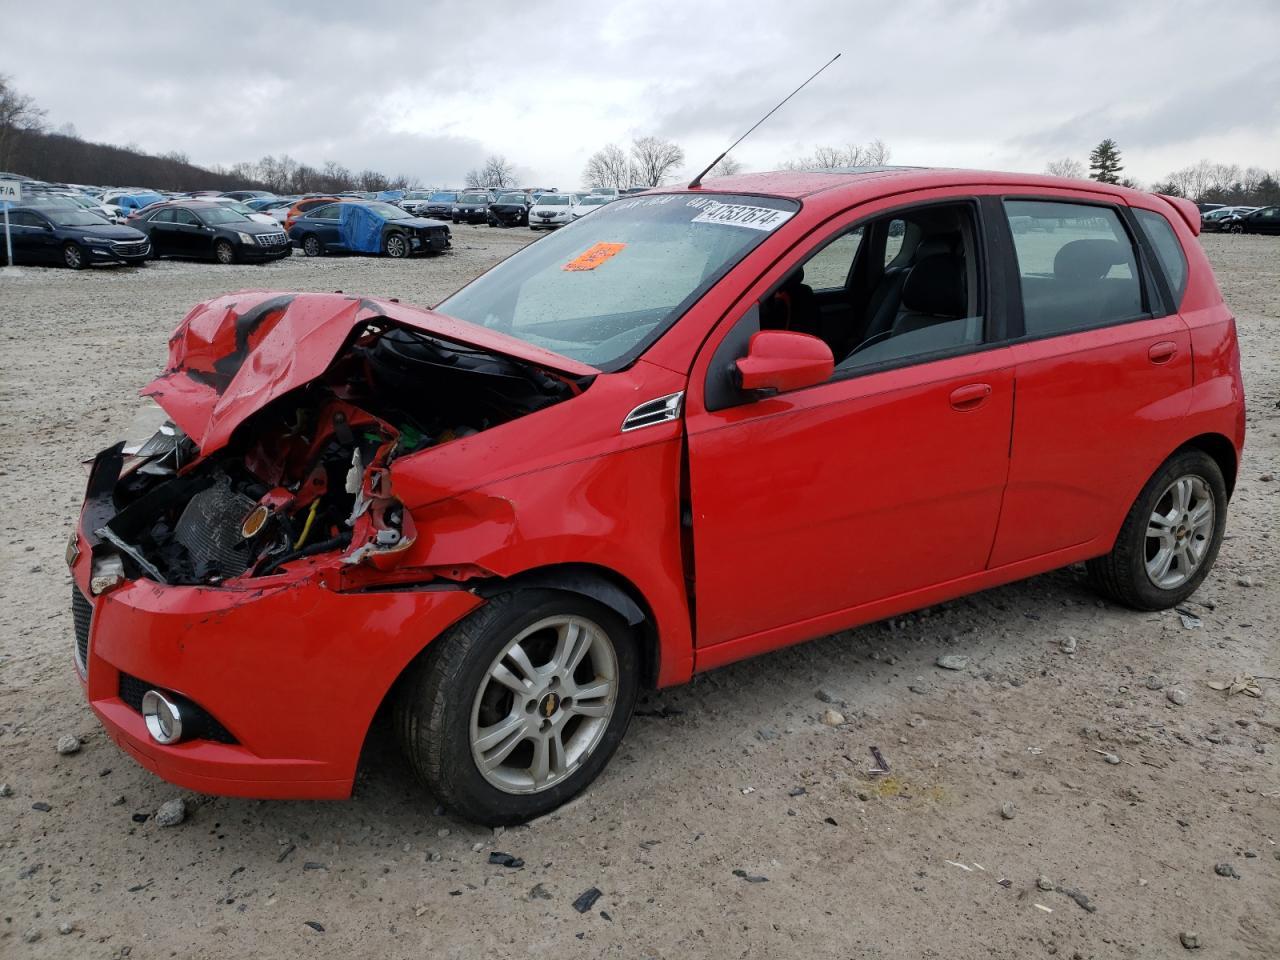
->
[1148,341,1177,364]
[949,383,992,411]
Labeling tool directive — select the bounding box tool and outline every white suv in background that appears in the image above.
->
[528,193,576,229]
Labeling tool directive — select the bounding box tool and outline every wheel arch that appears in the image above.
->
[354,562,664,785]
[1177,432,1238,495]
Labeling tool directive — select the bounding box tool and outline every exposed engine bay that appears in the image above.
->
[93,321,584,586]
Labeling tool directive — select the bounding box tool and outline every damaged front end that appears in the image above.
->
[82,292,591,592]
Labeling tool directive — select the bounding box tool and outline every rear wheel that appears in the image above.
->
[1087,449,1227,610]
[62,242,85,270]
[395,591,638,826]
[301,235,322,257]
[384,232,409,258]
[214,240,236,265]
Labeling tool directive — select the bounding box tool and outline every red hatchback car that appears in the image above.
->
[70,168,1244,825]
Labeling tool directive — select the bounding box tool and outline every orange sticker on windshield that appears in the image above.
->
[563,242,626,272]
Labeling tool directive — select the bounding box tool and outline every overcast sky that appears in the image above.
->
[7,0,1278,189]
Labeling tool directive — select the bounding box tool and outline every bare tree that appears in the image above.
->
[1045,157,1085,179]
[583,144,632,189]
[482,155,516,189]
[0,73,47,168]
[631,136,685,187]
[780,139,892,171]
[710,155,745,177]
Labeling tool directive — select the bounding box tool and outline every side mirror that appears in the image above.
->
[734,329,834,395]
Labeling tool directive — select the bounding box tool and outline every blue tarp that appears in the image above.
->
[376,189,405,203]
[337,203,387,254]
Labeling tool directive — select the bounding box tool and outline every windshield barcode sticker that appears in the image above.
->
[690,202,794,231]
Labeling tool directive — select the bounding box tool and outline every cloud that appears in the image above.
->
[5,0,1278,188]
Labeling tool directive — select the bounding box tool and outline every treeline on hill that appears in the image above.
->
[0,74,411,193]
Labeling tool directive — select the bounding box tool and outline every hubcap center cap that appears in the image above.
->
[537,692,560,719]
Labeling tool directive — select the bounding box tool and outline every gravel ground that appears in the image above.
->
[0,229,1276,959]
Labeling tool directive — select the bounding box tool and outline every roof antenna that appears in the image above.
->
[687,53,841,189]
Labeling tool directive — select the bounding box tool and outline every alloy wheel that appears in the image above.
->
[386,234,407,258]
[63,244,83,269]
[1145,475,1215,589]
[469,615,618,795]
[215,241,234,264]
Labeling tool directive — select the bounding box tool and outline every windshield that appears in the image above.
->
[48,209,110,226]
[405,191,430,200]
[460,193,489,204]
[365,201,410,219]
[496,194,525,204]
[578,197,607,206]
[225,201,255,214]
[429,192,458,202]
[537,195,571,206]
[199,207,250,225]
[437,193,799,369]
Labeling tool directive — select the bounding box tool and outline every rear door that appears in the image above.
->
[988,197,1193,566]
[305,204,344,249]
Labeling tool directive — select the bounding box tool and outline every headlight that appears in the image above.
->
[90,555,126,596]
[237,232,256,244]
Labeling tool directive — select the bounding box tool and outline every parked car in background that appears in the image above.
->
[249,198,295,223]
[0,205,150,268]
[1200,206,1256,232]
[452,191,492,224]
[571,194,612,219]
[288,200,451,258]
[423,191,459,218]
[283,196,343,230]
[1221,205,1279,234]
[132,200,291,264]
[222,190,275,202]
[528,192,575,229]
[400,191,432,214]
[102,190,165,215]
[68,168,1243,827]
[487,192,531,227]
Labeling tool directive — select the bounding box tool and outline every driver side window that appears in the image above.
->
[757,200,985,377]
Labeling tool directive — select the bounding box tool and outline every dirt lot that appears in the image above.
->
[1,228,1276,959]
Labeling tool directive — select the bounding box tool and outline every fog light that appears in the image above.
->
[141,690,184,744]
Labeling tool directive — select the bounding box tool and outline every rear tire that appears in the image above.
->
[395,590,638,826]
[301,235,322,257]
[1087,449,1227,610]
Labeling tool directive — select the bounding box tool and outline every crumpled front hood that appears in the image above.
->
[142,291,598,457]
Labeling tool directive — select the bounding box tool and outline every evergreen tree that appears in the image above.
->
[1088,139,1124,184]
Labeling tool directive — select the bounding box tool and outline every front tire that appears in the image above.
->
[395,591,638,826]
[384,232,409,258]
[1087,449,1227,610]
[63,243,85,270]
[214,240,236,265]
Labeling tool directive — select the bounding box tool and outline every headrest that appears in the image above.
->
[913,233,959,263]
[901,253,967,318]
[1053,239,1127,282]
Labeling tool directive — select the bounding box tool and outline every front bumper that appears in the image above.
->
[71,523,481,798]
[238,243,292,263]
[85,240,151,264]
[452,210,487,223]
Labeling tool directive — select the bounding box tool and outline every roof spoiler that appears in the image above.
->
[1158,194,1201,237]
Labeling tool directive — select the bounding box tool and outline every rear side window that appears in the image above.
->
[1004,200,1143,337]
[1133,208,1188,306]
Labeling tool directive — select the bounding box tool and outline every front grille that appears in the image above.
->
[71,588,92,674]
[112,241,148,256]
[256,232,288,248]
[118,672,238,744]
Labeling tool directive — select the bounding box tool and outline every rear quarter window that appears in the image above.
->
[1133,208,1189,307]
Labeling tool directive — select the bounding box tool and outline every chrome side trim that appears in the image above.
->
[621,391,684,433]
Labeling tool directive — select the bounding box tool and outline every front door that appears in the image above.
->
[684,194,1015,651]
